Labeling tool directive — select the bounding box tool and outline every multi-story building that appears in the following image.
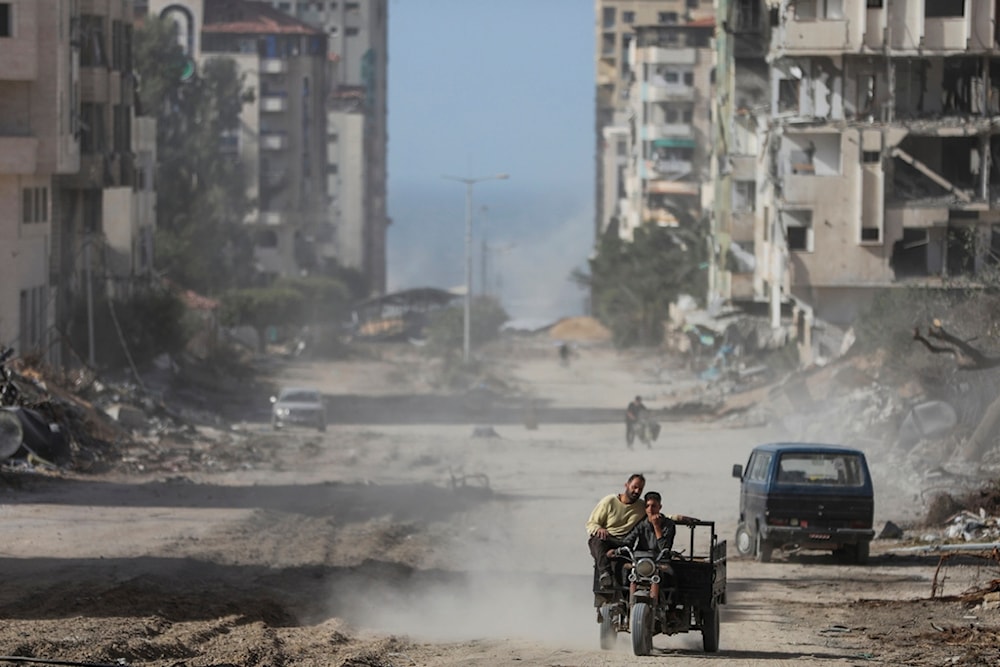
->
[714,0,1000,346]
[148,0,330,282]
[621,20,714,239]
[712,0,770,316]
[269,0,389,294]
[595,0,715,239]
[0,0,149,365]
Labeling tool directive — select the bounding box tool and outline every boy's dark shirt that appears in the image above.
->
[621,514,676,553]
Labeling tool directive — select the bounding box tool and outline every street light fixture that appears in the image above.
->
[442,172,509,363]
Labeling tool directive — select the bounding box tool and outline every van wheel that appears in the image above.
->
[854,540,870,564]
[755,529,773,563]
[735,524,753,557]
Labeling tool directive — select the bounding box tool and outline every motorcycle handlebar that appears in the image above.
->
[0,347,12,364]
[613,546,681,561]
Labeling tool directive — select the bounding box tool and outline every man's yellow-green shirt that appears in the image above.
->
[586,494,645,538]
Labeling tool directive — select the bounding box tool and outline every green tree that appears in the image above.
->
[219,287,305,352]
[135,17,255,294]
[576,222,707,347]
[425,296,509,359]
[69,286,187,368]
[218,276,350,353]
[273,275,350,326]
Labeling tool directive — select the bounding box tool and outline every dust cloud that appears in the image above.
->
[387,185,592,323]
[340,572,595,644]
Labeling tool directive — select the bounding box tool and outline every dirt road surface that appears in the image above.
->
[0,341,996,666]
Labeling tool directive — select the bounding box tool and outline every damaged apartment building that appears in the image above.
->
[595,0,717,241]
[715,0,1000,338]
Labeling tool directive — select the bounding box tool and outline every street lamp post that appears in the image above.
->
[442,173,509,363]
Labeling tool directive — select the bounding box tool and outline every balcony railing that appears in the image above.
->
[259,211,285,226]
[261,95,289,112]
[645,158,693,177]
[641,124,694,140]
[261,59,287,74]
[260,132,288,150]
[642,83,697,103]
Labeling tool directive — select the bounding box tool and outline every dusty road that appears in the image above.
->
[0,341,995,666]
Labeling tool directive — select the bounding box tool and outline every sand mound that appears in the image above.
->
[549,316,612,343]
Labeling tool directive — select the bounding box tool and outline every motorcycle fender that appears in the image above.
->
[630,591,655,606]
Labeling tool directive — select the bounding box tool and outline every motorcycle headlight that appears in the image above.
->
[635,558,657,578]
[275,408,290,417]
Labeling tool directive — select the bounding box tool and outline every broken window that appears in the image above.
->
[779,79,799,113]
[783,210,813,251]
[946,225,975,276]
[21,187,48,224]
[857,74,877,117]
[925,0,964,18]
[988,225,1000,265]
[861,227,881,242]
[80,15,107,67]
[256,229,279,248]
[733,0,762,32]
[795,0,843,19]
[891,228,930,277]
[787,133,840,175]
[734,180,756,212]
[0,3,10,37]
[796,0,817,20]
[789,142,816,174]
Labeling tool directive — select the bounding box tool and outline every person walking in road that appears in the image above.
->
[625,396,648,448]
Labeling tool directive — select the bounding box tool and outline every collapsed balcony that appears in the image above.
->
[889,134,1000,207]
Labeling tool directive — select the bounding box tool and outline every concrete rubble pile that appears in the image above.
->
[655,311,1000,534]
[0,354,261,476]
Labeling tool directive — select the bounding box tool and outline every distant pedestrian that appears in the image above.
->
[559,343,571,367]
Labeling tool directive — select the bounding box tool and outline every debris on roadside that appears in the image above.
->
[0,349,269,476]
[878,521,905,539]
[471,426,499,438]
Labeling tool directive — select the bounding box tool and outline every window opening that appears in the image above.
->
[783,210,813,251]
[778,79,799,113]
[0,3,11,37]
[925,0,964,18]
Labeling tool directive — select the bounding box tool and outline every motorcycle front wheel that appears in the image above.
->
[599,603,617,650]
[701,603,720,652]
[630,602,653,656]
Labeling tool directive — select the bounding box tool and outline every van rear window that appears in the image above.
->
[776,452,865,487]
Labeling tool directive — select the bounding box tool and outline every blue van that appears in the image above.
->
[732,443,875,563]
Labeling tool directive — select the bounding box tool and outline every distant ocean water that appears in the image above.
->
[387,183,593,321]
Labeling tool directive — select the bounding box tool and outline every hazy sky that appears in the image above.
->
[386,0,595,322]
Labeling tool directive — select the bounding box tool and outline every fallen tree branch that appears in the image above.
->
[913,319,1000,370]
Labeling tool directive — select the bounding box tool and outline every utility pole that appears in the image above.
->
[480,205,489,297]
[84,234,95,367]
[442,173,509,363]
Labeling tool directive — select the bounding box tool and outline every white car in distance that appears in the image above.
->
[270,387,327,432]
